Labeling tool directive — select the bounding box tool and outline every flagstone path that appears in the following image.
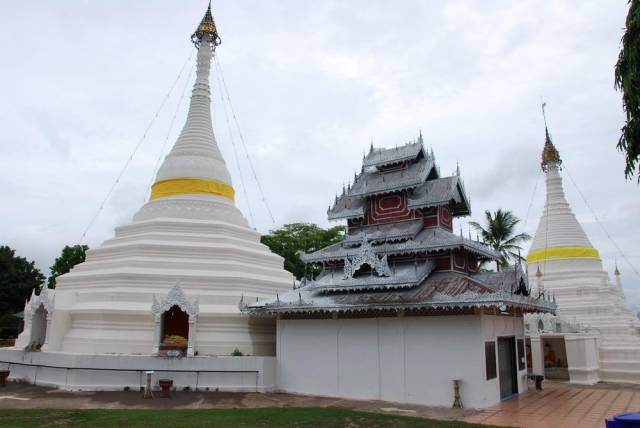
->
[465,381,640,427]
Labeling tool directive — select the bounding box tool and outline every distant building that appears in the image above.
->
[525,125,640,384]
[245,138,554,408]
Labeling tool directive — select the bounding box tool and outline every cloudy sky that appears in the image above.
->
[1,1,639,308]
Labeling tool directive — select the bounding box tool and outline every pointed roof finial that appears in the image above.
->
[191,1,221,49]
[535,265,543,277]
[614,264,621,276]
[456,161,460,177]
[369,140,374,154]
[418,129,424,145]
[540,100,561,171]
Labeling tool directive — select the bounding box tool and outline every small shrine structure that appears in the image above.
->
[244,137,554,408]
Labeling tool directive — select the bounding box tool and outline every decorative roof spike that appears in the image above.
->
[191,1,222,49]
[614,264,621,276]
[369,140,374,154]
[456,161,461,177]
[535,265,543,277]
[418,129,424,145]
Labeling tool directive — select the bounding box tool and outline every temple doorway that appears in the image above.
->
[29,304,47,351]
[160,305,189,355]
[542,337,569,380]
[498,336,518,400]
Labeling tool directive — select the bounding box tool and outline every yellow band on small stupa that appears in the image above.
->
[526,246,600,263]
[150,177,235,201]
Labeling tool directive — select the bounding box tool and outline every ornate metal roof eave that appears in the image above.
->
[299,241,499,263]
[241,295,556,317]
[327,210,365,221]
[363,141,425,168]
[348,180,425,198]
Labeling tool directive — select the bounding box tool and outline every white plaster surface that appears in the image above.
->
[276,314,527,409]
[0,348,275,392]
[13,39,293,357]
[527,163,640,383]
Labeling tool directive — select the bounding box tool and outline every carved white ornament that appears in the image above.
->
[24,287,54,318]
[151,283,199,320]
[343,237,391,279]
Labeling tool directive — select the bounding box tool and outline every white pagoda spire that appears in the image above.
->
[527,128,599,265]
[149,3,234,203]
[134,3,246,226]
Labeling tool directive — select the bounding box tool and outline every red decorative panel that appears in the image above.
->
[368,191,413,224]
[438,205,452,231]
[422,207,438,227]
[467,253,478,273]
[453,250,466,271]
[435,254,451,271]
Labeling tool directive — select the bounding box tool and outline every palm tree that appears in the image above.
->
[469,209,531,271]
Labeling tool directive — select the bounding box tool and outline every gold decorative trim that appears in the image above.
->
[526,246,599,263]
[150,177,234,201]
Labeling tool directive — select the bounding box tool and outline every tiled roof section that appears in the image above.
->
[308,258,436,293]
[327,195,365,220]
[348,158,435,198]
[473,265,527,294]
[343,219,423,244]
[242,271,555,315]
[300,227,500,263]
[407,176,470,215]
[363,141,425,168]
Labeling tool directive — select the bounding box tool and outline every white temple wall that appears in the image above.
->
[0,348,276,392]
[276,314,525,409]
[480,314,528,398]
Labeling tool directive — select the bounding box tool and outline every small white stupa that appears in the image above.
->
[525,124,640,383]
[14,3,293,358]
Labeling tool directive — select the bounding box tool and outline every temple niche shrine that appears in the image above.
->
[525,126,640,384]
[244,138,554,408]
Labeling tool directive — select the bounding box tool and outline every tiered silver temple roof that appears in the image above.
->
[244,136,554,317]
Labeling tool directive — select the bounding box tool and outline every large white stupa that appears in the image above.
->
[526,126,640,383]
[14,4,293,358]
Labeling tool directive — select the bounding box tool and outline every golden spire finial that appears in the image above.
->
[540,101,561,171]
[535,265,543,277]
[191,1,221,49]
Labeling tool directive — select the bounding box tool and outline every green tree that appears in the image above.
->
[48,245,89,288]
[469,210,531,271]
[261,223,345,280]
[615,0,640,181]
[0,246,45,338]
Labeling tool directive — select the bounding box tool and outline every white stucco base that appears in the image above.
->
[275,314,528,409]
[0,348,275,392]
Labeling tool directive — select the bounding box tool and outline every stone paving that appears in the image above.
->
[1,381,639,427]
[465,381,640,427]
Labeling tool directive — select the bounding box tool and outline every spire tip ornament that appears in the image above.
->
[191,1,221,49]
[540,101,561,172]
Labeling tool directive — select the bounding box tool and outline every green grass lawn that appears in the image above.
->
[0,408,497,428]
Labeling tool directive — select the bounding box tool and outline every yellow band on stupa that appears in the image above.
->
[527,246,600,263]
[150,177,235,201]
